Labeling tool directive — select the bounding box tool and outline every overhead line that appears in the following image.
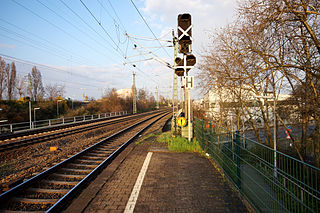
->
[36,0,119,62]
[0,18,92,65]
[11,0,111,60]
[0,53,107,84]
[58,0,124,63]
[80,0,125,57]
[106,0,126,31]
[130,0,171,58]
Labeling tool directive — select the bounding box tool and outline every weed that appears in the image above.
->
[168,136,203,153]
[157,132,172,143]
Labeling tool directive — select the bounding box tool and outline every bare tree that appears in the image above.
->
[27,66,44,101]
[16,75,26,99]
[199,0,320,165]
[6,62,16,100]
[0,57,7,100]
[45,84,65,101]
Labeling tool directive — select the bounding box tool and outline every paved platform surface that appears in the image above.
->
[65,133,249,212]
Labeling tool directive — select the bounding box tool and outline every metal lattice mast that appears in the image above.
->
[172,30,178,117]
[132,71,137,114]
[156,86,159,109]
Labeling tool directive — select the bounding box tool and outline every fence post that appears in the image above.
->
[62,118,65,124]
[10,124,13,133]
[74,117,76,123]
[235,130,241,191]
[201,120,205,149]
[174,115,177,137]
[49,120,51,126]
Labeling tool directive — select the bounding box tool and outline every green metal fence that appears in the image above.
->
[194,118,320,213]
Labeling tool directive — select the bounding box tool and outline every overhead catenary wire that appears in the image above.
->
[10,0,113,60]
[80,0,126,58]
[0,18,94,65]
[35,0,120,63]
[126,34,172,68]
[130,0,171,58]
[0,26,97,67]
[0,54,107,84]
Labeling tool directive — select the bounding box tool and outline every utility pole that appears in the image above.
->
[29,101,32,129]
[132,71,137,114]
[156,86,159,109]
[172,30,179,117]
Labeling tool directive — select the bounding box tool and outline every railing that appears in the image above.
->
[194,118,320,213]
[0,111,128,134]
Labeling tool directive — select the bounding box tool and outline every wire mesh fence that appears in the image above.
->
[194,118,320,213]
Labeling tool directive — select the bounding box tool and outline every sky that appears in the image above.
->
[0,0,238,101]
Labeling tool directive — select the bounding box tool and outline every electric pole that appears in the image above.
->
[172,30,179,117]
[156,86,159,109]
[132,71,137,114]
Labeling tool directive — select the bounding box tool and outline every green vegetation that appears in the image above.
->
[136,132,203,154]
[168,135,202,153]
[157,132,172,143]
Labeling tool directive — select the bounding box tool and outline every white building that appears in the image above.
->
[116,89,132,99]
[198,85,293,128]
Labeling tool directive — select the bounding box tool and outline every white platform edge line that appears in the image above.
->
[124,152,153,213]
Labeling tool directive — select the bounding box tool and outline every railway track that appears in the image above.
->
[0,110,165,152]
[0,110,169,212]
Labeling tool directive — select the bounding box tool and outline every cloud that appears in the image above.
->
[139,0,238,99]
[0,43,16,49]
[141,0,238,49]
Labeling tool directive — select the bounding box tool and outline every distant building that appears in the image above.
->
[116,89,132,99]
[195,85,294,128]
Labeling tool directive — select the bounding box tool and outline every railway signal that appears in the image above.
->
[177,13,192,53]
[174,54,196,76]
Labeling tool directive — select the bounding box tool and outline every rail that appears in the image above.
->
[194,118,320,213]
[0,111,169,212]
[0,111,127,134]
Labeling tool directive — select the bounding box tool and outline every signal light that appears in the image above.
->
[186,54,196,66]
[178,13,192,53]
[175,57,184,76]
[174,54,196,76]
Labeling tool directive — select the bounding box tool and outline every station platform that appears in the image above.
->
[64,129,249,212]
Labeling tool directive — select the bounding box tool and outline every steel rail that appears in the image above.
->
[0,112,127,141]
[0,110,165,152]
[0,111,169,212]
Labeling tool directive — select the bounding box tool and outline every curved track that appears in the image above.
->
[0,110,165,152]
[0,110,169,212]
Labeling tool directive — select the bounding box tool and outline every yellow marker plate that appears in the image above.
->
[177,117,187,127]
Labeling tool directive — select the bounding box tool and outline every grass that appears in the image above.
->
[168,135,203,153]
[157,132,173,143]
[136,132,203,154]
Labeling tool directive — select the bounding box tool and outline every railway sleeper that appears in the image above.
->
[89,150,112,155]
[40,179,78,186]
[60,168,91,174]
[79,156,105,161]
[85,152,108,157]
[18,190,64,200]
[12,197,59,205]
[27,188,69,194]
[49,173,86,180]
[74,159,102,164]
[67,163,97,169]
[94,148,115,152]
